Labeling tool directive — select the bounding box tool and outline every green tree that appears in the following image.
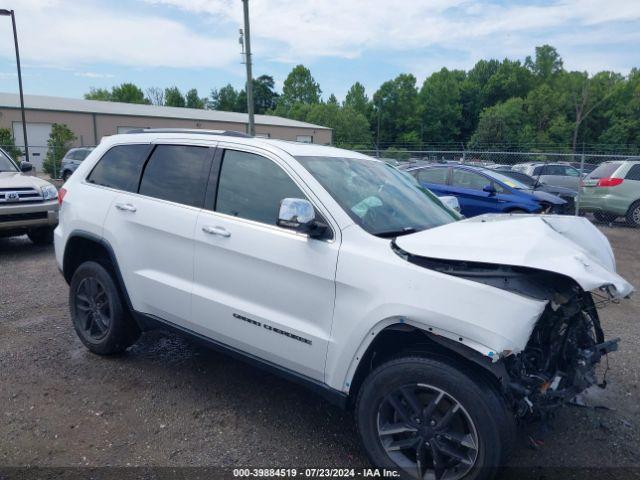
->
[252,75,279,114]
[276,65,321,113]
[164,86,186,107]
[483,59,535,106]
[598,69,640,150]
[0,128,22,160]
[469,98,531,148]
[525,45,564,81]
[305,103,372,148]
[110,83,149,104]
[210,84,241,111]
[236,75,280,114]
[343,81,371,118]
[559,71,623,152]
[327,94,339,105]
[84,88,112,101]
[84,84,149,104]
[185,88,205,109]
[371,74,420,147]
[419,68,464,143]
[43,124,76,177]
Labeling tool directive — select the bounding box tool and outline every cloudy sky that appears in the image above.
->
[0,0,639,102]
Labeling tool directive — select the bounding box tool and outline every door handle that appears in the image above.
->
[115,202,137,212]
[202,225,231,238]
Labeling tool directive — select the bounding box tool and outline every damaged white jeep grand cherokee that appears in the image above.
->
[55,130,634,480]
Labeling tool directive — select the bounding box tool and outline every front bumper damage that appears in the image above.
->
[503,296,619,420]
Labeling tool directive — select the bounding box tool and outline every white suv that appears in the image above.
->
[54,130,633,480]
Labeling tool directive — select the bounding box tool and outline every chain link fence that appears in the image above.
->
[357,149,640,228]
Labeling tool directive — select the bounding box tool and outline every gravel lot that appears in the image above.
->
[1,226,639,479]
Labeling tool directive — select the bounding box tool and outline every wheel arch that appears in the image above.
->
[345,322,509,409]
[63,231,134,313]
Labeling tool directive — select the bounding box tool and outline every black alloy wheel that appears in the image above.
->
[74,276,112,341]
[377,383,479,480]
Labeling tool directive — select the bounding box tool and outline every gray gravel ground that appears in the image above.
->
[0,225,639,479]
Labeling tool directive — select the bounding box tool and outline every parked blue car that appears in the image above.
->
[399,164,568,217]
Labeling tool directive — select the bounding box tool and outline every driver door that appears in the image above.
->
[449,168,499,216]
[191,146,340,381]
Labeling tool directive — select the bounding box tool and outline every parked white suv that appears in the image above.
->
[55,130,633,480]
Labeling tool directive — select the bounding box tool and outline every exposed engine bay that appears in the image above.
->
[395,244,621,420]
[502,287,618,419]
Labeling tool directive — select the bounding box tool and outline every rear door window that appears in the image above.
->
[138,145,213,208]
[587,162,622,180]
[417,167,449,185]
[87,144,150,192]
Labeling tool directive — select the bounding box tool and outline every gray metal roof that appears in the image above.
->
[0,92,330,130]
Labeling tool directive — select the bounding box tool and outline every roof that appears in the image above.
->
[0,92,330,130]
[99,130,371,160]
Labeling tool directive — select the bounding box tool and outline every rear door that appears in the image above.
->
[102,142,214,324]
[541,165,581,189]
[191,145,340,381]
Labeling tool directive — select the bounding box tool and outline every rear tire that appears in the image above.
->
[356,356,512,480]
[625,201,640,228]
[69,261,140,355]
[27,227,54,245]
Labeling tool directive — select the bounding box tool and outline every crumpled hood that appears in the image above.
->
[529,189,566,205]
[0,171,51,190]
[395,214,634,299]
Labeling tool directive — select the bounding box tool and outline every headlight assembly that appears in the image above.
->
[41,185,58,201]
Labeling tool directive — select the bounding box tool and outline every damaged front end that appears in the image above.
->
[502,287,619,420]
[396,245,623,421]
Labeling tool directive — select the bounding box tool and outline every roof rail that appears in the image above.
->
[123,128,252,138]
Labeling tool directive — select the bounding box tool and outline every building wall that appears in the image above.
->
[0,107,332,150]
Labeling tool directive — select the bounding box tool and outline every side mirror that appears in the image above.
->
[20,161,33,173]
[482,183,496,195]
[277,198,327,238]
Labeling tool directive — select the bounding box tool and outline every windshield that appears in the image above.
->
[484,169,530,189]
[296,156,457,237]
[0,150,18,172]
[494,170,536,188]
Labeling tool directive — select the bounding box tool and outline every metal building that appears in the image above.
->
[0,92,332,169]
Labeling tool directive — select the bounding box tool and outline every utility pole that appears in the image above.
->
[241,0,255,136]
[376,102,381,158]
[0,9,29,163]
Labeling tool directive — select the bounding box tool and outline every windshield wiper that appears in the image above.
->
[373,227,418,238]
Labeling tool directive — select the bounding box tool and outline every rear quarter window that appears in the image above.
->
[86,144,149,192]
[625,164,640,181]
[586,162,622,180]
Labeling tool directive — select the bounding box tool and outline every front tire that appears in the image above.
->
[28,227,54,245]
[593,211,617,224]
[69,261,140,355]
[62,170,71,182]
[356,357,511,480]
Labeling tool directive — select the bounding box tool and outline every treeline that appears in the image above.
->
[85,45,640,153]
